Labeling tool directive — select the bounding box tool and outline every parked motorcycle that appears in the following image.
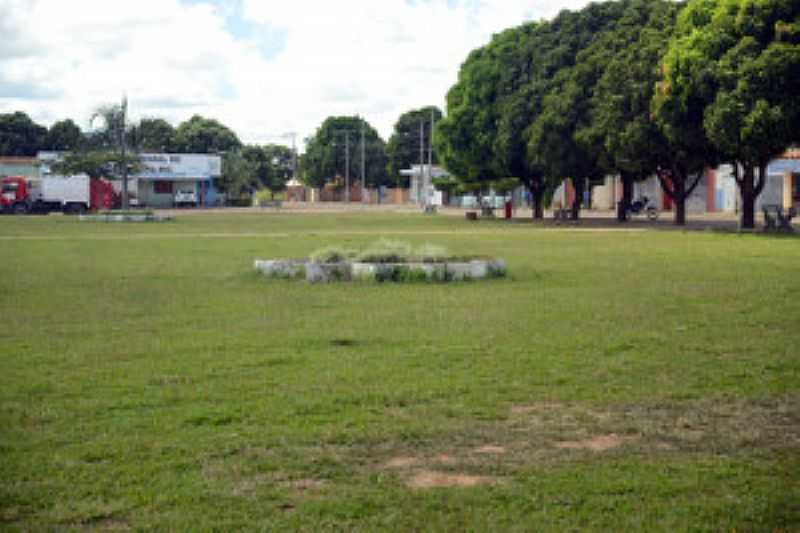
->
[627,196,659,220]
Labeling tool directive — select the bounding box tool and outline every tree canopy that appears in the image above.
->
[385,106,442,186]
[129,118,176,152]
[45,119,84,152]
[303,116,387,189]
[171,115,241,154]
[0,111,47,156]
[242,143,295,196]
[654,0,800,228]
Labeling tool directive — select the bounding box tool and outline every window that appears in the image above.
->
[792,173,800,201]
[154,181,173,194]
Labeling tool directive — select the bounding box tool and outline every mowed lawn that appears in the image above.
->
[1,212,798,531]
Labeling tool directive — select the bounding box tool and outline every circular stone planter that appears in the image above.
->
[79,213,173,222]
[255,258,506,283]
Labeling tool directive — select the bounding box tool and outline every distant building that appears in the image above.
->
[0,157,40,179]
[37,152,222,207]
[591,148,800,213]
[402,164,449,206]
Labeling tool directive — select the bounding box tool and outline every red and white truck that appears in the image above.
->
[0,175,116,214]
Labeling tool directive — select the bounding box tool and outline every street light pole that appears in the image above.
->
[361,121,366,203]
[344,131,350,203]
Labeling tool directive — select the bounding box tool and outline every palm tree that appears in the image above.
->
[91,96,131,208]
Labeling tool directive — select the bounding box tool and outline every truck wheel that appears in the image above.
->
[646,207,658,221]
[66,203,87,215]
[12,203,28,215]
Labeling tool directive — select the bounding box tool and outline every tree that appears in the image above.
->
[656,0,800,229]
[578,0,683,221]
[0,111,47,156]
[242,144,294,197]
[303,116,387,190]
[90,99,135,208]
[171,115,241,154]
[217,151,256,199]
[51,150,140,180]
[129,118,175,152]
[45,119,83,151]
[386,106,442,186]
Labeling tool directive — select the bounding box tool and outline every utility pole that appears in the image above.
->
[344,131,350,203]
[360,121,366,203]
[419,119,425,205]
[120,95,128,210]
[428,109,435,208]
[428,108,434,169]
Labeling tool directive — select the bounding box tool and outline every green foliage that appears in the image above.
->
[129,118,175,152]
[217,151,256,196]
[242,143,294,195]
[45,119,83,151]
[0,111,47,156]
[655,0,800,227]
[171,115,241,154]
[355,239,414,263]
[309,245,356,263]
[303,116,387,189]
[51,151,141,180]
[385,106,442,185]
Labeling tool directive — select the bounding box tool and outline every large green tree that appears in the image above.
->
[242,144,294,197]
[217,151,256,199]
[129,118,175,152]
[303,116,387,191]
[585,0,683,221]
[386,106,442,186]
[656,0,800,229]
[45,119,83,152]
[0,111,47,156]
[172,115,241,154]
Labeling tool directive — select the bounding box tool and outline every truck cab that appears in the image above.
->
[0,177,32,213]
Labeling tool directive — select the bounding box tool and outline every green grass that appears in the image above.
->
[1,212,798,530]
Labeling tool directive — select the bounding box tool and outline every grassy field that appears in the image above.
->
[1,212,798,531]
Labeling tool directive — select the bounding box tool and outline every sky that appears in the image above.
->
[1,0,592,149]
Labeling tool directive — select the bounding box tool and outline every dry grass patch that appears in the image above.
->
[553,433,639,452]
[407,471,496,489]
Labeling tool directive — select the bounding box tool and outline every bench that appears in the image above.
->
[762,205,796,233]
[260,200,282,209]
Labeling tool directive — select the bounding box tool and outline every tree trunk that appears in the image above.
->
[530,183,544,219]
[673,175,686,225]
[571,178,584,220]
[617,173,634,222]
[740,164,756,230]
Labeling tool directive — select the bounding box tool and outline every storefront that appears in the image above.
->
[132,153,221,208]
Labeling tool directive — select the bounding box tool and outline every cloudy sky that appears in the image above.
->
[1,0,591,148]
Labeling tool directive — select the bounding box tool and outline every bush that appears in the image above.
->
[414,243,449,263]
[310,246,356,264]
[355,239,413,263]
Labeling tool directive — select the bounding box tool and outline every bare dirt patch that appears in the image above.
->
[473,445,507,455]
[385,456,421,469]
[510,402,562,416]
[407,470,495,489]
[553,434,638,452]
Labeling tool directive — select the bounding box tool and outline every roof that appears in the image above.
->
[0,157,38,165]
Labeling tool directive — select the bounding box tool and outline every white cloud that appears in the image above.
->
[0,0,592,148]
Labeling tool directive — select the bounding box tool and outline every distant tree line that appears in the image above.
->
[0,106,444,198]
[435,0,800,229]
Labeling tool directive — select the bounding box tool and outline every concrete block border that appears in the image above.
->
[255,258,506,283]
[79,213,174,222]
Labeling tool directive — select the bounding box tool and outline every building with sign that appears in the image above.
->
[38,152,222,208]
[133,153,221,207]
